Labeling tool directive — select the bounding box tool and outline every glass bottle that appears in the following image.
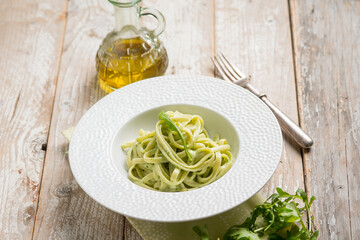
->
[96,0,168,93]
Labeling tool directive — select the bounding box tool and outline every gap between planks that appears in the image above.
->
[30,0,70,239]
[287,0,313,229]
[286,0,308,192]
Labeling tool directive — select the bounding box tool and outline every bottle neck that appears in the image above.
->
[114,5,140,37]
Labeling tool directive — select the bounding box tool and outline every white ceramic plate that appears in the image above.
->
[69,75,283,222]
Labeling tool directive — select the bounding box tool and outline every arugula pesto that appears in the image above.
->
[121,111,232,192]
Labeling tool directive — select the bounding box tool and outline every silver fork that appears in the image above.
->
[213,52,313,148]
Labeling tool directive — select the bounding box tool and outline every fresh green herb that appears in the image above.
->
[158,111,192,161]
[223,227,261,240]
[193,225,211,240]
[194,188,318,240]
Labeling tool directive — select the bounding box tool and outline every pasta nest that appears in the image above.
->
[122,111,233,192]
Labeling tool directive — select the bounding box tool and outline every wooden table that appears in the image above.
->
[1,0,359,239]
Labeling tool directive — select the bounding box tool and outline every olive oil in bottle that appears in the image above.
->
[95,0,168,94]
[96,37,168,93]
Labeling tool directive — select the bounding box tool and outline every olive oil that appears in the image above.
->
[96,37,168,93]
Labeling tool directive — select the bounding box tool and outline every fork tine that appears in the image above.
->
[218,52,248,80]
[216,52,242,80]
[213,55,238,82]
[211,57,232,82]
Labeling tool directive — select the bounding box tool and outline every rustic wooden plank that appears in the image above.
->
[0,0,67,239]
[144,0,214,76]
[32,1,125,239]
[215,0,304,198]
[124,219,143,240]
[123,0,215,238]
[290,0,360,239]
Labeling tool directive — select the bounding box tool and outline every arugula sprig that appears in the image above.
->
[158,111,192,161]
[194,188,318,240]
[193,225,211,240]
[234,188,318,240]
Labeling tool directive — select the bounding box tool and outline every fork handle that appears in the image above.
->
[259,96,313,148]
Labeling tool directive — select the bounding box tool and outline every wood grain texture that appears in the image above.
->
[144,0,214,77]
[124,219,143,240]
[290,0,360,239]
[123,0,215,238]
[0,0,67,239]
[32,0,125,239]
[215,0,304,197]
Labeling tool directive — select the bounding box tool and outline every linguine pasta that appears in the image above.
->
[121,111,233,192]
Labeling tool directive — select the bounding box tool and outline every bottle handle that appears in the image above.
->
[140,8,166,37]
